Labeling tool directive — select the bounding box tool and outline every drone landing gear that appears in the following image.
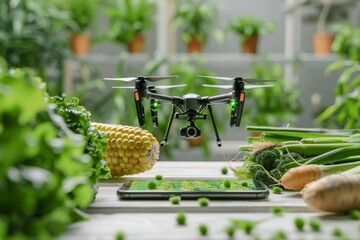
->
[207,104,222,147]
[160,105,177,146]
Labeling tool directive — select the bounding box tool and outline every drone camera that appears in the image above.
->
[180,126,201,138]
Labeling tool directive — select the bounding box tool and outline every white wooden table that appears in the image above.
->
[61,162,360,240]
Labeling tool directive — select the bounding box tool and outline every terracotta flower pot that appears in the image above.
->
[242,36,259,54]
[127,34,145,53]
[70,33,90,56]
[313,32,334,56]
[186,37,203,53]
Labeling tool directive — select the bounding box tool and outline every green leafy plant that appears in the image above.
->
[104,0,156,45]
[172,0,223,45]
[228,16,275,43]
[317,24,360,129]
[331,23,360,61]
[63,0,97,34]
[0,64,95,238]
[0,0,71,95]
[244,57,302,126]
[49,95,111,186]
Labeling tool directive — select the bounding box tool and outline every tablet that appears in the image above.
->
[117,179,269,200]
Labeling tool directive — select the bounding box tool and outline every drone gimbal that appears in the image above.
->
[104,75,275,147]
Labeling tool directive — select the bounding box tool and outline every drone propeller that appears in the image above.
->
[104,77,137,82]
[197,75,276,83]
[153,84,186,89]
[112,84,186,90]
[104,75,179,82]
[111,86,135,89]
[203,84,275,89]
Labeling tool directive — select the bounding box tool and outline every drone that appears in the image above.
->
[104,75,276,147]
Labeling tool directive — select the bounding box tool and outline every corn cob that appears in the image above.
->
[91,122,160,177]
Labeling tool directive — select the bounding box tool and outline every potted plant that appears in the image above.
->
[243,56,302,129]
[172,0,223,53]
[284,0,356,56]
[105,0,156,53]
[228,16,275,54]
[312,1,334,56]
[64,0,97,55]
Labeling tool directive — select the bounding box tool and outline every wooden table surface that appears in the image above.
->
[61,161,360,240]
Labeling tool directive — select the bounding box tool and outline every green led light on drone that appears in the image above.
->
[230,101,237,107]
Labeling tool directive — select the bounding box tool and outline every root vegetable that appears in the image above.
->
[280,165,322,190]
[280,162,360,190]
[302,174,360,213]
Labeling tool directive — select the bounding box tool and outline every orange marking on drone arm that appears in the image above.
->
[239,92,245,102]
[134,91,140,101]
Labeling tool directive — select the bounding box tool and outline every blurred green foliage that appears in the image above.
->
[0,0,71,95]
[244,56,302,126]
[317,23,360,129]
[104,0,156,45]
[228,16,275,43]
[0,62,96,238]
[63,0,98,34]
[172,0,223,44]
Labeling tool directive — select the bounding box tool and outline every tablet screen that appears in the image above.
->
[127,179,259,191]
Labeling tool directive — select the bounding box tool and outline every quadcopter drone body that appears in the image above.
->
[104,76,275,147]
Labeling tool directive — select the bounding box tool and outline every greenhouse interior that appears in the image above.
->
[1,0,360,239]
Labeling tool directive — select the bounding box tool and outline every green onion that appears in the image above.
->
[276,143,355,158]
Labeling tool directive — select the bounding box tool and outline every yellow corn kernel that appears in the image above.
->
[128,140,135,149]
[141,136,150,143]
[121,139,129,149]
[143,141,152,150]
[128,158,138,164]
[115,138,122,148]
[125,149,132,157]
[118,148,124,157]
[133,149,140,158]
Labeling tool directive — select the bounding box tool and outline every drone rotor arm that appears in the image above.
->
[207,92,232,103]
[147,92,176,103]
